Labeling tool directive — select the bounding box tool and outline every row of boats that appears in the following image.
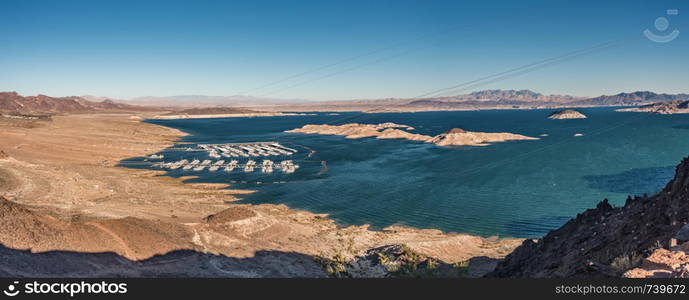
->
[153,159,299,174]
[197,142,297,159]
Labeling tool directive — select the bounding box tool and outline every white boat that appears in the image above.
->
[271,143,297,153]
[193,165,206,171]
[209,166,219,171]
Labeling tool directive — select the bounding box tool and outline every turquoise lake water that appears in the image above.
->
[123,107,689,238]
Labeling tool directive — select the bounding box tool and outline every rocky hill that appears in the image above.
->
[463,89,580,103]
[489,156,689,278]
[0,92,157,115]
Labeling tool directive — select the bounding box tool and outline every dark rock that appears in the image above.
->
[674,224,689,243]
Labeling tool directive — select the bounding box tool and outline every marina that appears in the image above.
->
[150,142,300,174]
[153,158,299,173]
[179,142,297,158]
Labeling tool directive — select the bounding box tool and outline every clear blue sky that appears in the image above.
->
[0,0,687,100]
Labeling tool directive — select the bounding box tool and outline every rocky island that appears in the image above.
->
[286,123,538,146]
[428,128,539,146]
[547,109,587,119]
[617,100,689,114]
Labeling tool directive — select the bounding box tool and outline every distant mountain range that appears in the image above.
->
[253,90,689,112]
[570,91,689,106]
[3,90,688,115]
[0,92,157,115]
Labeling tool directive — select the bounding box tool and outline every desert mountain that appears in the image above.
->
[61,90,689,112]
[0,92,158,115]
[246,90,689,112]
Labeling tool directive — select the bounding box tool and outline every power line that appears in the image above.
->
[234,23,477,96]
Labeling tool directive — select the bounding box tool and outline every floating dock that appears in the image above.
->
[147,142,300,175]
[174,142,298,158]
[153,158,299,174]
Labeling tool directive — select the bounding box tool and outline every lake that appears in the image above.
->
[122,107,689,238]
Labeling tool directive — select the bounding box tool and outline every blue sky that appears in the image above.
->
[0,0,687,100]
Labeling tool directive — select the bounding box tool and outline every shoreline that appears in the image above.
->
[150,112,313,120]
[0,112,523,277]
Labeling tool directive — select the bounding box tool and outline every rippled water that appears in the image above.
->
[122,107,689,238]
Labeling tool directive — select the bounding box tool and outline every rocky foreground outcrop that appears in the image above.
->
[617,100,689,114]
[287,123,537,146]
[547,109,587,119]
[489,156,689,278]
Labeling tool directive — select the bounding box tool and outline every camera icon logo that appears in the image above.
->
[3,281,20,297]
[644,9,680,43]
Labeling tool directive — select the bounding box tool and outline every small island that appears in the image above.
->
[548,109,586,120]
[547,109,587,119]
[617,100,689,114]
[428,128,539,146]
[286,123,538,147]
